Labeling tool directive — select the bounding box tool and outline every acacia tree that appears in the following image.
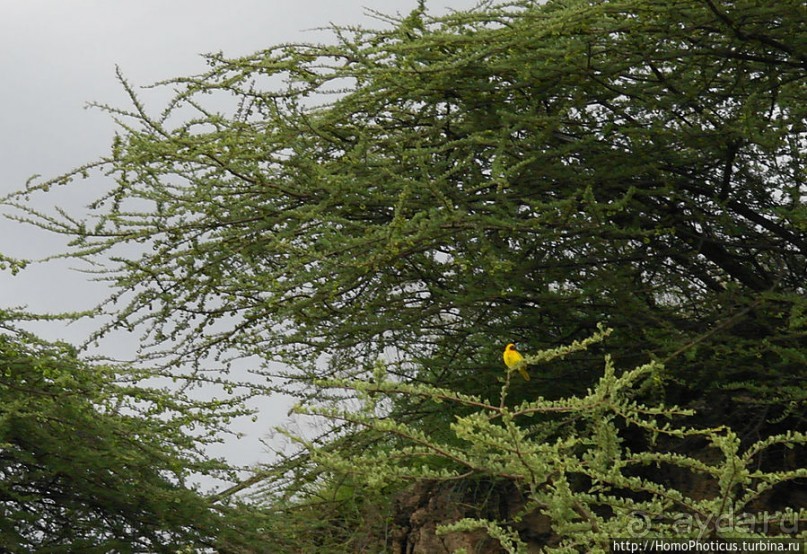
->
[4,0,806,549]
[0,313,250,552]
[14,0,804,419]
[13,0,804,399]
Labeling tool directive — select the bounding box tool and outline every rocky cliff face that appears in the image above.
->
[388,480,557,553]
[389,481,502,554]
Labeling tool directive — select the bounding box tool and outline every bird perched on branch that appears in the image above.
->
[503,343,530,381]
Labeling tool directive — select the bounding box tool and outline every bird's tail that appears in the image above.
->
[518,365,530,381]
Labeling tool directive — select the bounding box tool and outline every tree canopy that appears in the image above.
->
[14,0,805,398]
[0,313,252,552]
[4,0,806,551]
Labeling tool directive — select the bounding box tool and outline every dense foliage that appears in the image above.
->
[0,314,251,552]
[4,0,805,551]
[288,330,807,552]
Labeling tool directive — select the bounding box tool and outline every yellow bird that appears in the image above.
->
[503,343,530,381]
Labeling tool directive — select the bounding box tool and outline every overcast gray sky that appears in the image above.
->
[0,0,481,476]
